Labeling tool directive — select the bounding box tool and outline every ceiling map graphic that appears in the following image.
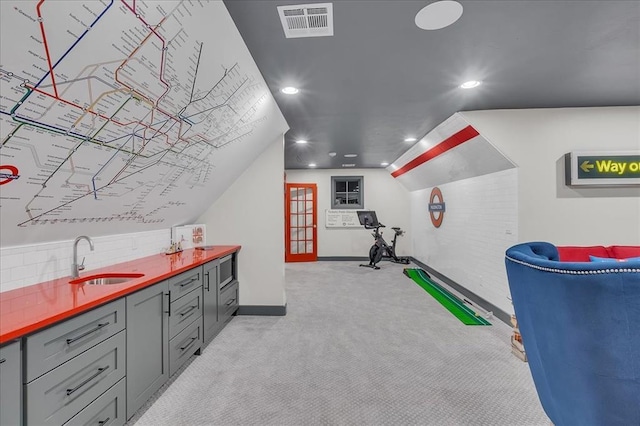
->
[0,0,287,246]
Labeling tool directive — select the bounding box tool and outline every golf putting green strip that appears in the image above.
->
[404,268,491,326]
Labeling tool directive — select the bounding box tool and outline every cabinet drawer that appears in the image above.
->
[168,268,202,300]
[220,281,239,318]
[169,318,201,377]
[63,377,126,426]
[26,331,126,426]
[169,287,203,339]
[25,298,125,382]
[0,340,22,426]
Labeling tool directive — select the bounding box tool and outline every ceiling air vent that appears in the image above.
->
[277,3,334,38]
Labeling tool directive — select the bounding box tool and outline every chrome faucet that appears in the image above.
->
[72,235,94,278]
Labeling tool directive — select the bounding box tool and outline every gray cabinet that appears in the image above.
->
[23,299,126,426]
[63,378,125,426]
[0,340,22,426]
[25,298,125,382]
[126,281,169,420]
[169,287,203,339]
[169,319,202,376]
[168,268,202,300]
[168,283,202,377]
[219,281,239,326]
[25,332,125,426]
[202,259,220,345]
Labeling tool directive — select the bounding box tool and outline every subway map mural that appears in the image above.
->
[0,0,288,246]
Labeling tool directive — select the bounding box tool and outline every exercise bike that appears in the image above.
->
[357,210,410,270]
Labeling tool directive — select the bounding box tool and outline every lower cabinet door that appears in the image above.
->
[63,378,126,426]
[0,340,21,426]
[169,318,202,377]
[126,281,169,420]
[202,260,220,345]
[219,281,239,325]
[25,331,126,426]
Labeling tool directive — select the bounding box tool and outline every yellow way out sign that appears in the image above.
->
[565,151,640,186]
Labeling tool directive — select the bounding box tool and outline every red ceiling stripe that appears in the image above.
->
[391,125,480,178]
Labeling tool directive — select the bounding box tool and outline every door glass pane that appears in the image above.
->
[290,188,300,200]
[298,213,305,226]
[306,228,313,239]
[298,242,306,253]
[290,201,297,213]
[290,215,297,227]
[306,214,313,225]
[291,244,298,254]
[305,188,313,201]
[306,241,313,253]
[298,201,305,212]
[306,201,313,212]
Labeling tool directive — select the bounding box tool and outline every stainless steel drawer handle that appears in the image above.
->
[0,358,5,364]
[180,336,198,352]
[179,277,199,287]
[225,299,236,306]
[179,305,197,317]
[204,272,210,291]
[66,322,110,344]
[98,417,110,425]
[66,365,110,396]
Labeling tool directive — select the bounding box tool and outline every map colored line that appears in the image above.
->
[31,0,114,97]
[36,0,59,98]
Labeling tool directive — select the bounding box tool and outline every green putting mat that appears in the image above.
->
[404,268,491,326]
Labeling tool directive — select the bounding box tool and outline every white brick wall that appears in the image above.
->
[0,229,171,293]
[411,169,518,314]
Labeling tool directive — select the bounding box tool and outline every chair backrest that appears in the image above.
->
[505,242,640,426]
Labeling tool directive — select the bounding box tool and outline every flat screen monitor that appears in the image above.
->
[357,210,379,227]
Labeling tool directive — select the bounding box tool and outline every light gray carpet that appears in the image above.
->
[129,261,549,426]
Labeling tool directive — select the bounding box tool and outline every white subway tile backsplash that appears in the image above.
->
[1,229,171,293]
[1,253,24,269]
[411,169,518,315]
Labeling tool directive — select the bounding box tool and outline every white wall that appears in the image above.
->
[197,135,286,307]
[462,106,640,245]
[411,169,519,314]
[0,229,170,292]
[285,169,412,257]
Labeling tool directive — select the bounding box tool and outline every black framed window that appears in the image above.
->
[331,176,363,209]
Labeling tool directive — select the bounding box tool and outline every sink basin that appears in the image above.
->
[69,273,144,285]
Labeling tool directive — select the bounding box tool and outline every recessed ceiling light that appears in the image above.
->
[344,154,358,158]
[342,164,355,167]
[460,80,482,89]
[328,152,337,157]
[281,87,299,95]
[415,1,463,31]
[381,162,389,166]
[404,137,417,142]
[296,139,307,144]
[308,163,317,168]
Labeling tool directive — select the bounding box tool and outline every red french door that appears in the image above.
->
[285,183,317,262]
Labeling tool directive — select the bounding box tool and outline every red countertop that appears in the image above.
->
[0,246,240,344]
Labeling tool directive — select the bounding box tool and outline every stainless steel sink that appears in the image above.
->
[69,273,144,285]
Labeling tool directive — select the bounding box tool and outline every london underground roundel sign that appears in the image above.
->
[428,187,445,228]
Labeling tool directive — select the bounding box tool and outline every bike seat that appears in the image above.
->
[392,227,401,231]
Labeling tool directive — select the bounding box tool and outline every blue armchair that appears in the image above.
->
[505,242,640,426]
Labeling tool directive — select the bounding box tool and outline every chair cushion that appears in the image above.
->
[608,245,640,259]
[557,246,608,262]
